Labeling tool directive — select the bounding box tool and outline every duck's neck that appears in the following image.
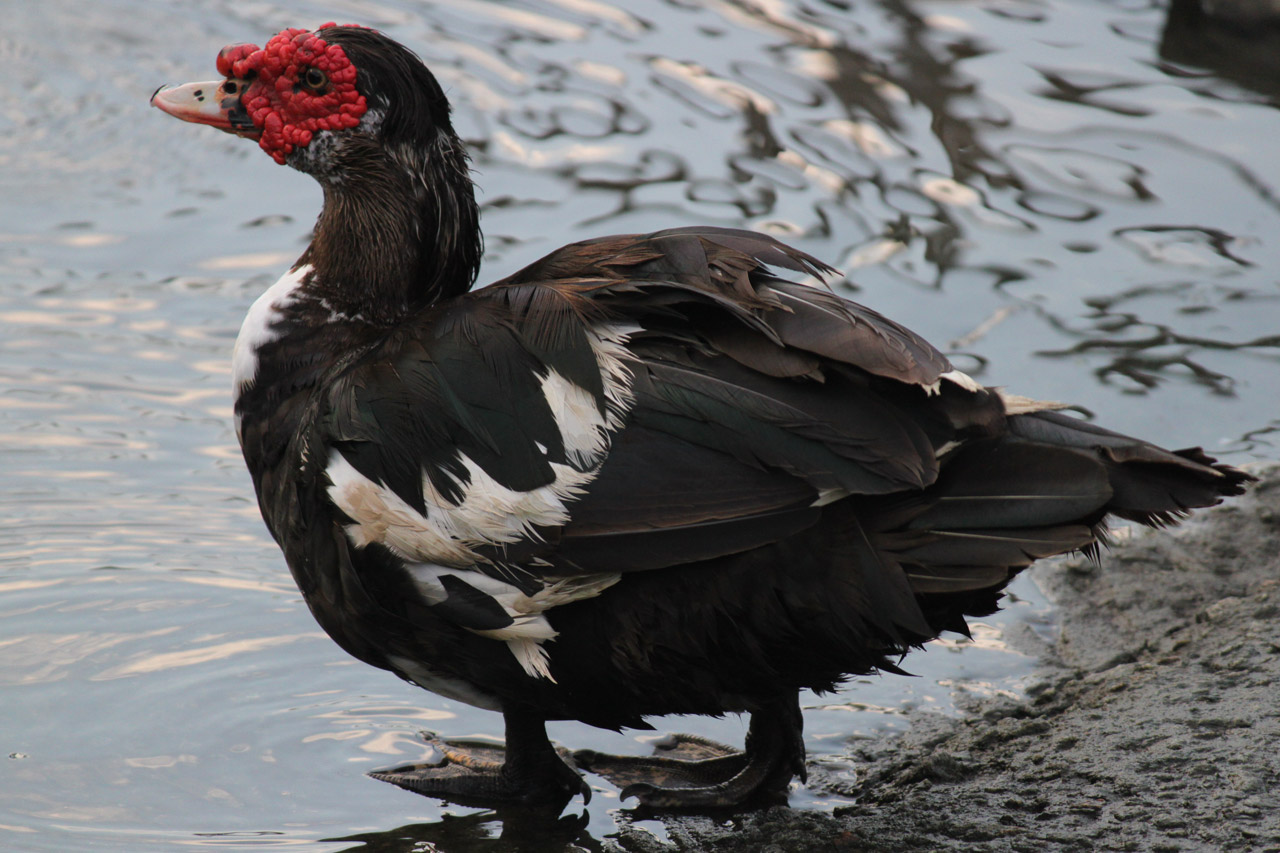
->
[300,132,483,324]
[234,132,482,480]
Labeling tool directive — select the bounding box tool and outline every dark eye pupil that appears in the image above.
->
[305,68,326,88]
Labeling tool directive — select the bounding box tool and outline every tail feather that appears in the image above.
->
[902,440,1111,531]
[889,525,1097,568]
[1008,410,1251,524]
[1098,445,1251,525]
[877,410,1253,604]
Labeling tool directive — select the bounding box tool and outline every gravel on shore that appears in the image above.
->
[610,465,1279,853]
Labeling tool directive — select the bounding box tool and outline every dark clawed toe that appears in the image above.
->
[620,781,658,803]
[571,748,603,768]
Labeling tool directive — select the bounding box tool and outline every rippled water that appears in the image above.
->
[3,0,1276,850]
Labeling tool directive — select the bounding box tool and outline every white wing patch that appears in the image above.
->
[404,565,619,680]
[811,487,850,507]
[587,323,639,427]
[537,323,636,469]
[232,263,310,397]
[934,439,964,458]
[324,447,616,679]
[324,320,638,680]
[326,451,597,565]
[998,390,1070,415]
[922,367,984,396]
[325,321,638,564]
[541,369,611,468]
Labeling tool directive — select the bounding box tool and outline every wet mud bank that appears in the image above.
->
[613,465,1279,852]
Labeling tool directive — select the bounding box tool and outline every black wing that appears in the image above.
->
[316,226,991,568]
[488,227,1003,572]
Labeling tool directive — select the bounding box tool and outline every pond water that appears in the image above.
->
[2,0,1276,850]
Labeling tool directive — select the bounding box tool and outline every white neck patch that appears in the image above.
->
[232,264,311,398]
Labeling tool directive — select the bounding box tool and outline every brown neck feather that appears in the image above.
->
[301,131,483,324]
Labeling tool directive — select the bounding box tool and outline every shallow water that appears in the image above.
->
[2,0,1276,850]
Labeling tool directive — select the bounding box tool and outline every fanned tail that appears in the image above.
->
[871,410,1252,613]
[1006,410,1252,526]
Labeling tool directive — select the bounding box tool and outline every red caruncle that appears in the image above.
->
[215,24,368,164]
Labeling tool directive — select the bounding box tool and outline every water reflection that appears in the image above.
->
[1160,0,1280,103]
[325,810,599,853]
[2,0,1278,849]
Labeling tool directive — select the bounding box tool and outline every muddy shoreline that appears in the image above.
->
[609,465,1279,852]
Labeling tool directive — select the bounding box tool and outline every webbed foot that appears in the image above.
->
[575,694,807,809]
[574,733,743,787]
[370,718,590,809]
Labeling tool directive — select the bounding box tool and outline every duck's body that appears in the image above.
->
[154,24,1251,809]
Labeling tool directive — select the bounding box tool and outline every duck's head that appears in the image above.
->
[152,24,457,180]
[154,24,482,309]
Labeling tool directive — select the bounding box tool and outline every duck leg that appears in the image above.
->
[574,691,806,808]
[370,711,590,808]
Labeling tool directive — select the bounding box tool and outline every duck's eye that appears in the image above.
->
[301,67,329,92]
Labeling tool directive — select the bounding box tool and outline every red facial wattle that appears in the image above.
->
[152,24,369,165]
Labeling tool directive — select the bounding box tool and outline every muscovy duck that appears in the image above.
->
[152,24,1252,810]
